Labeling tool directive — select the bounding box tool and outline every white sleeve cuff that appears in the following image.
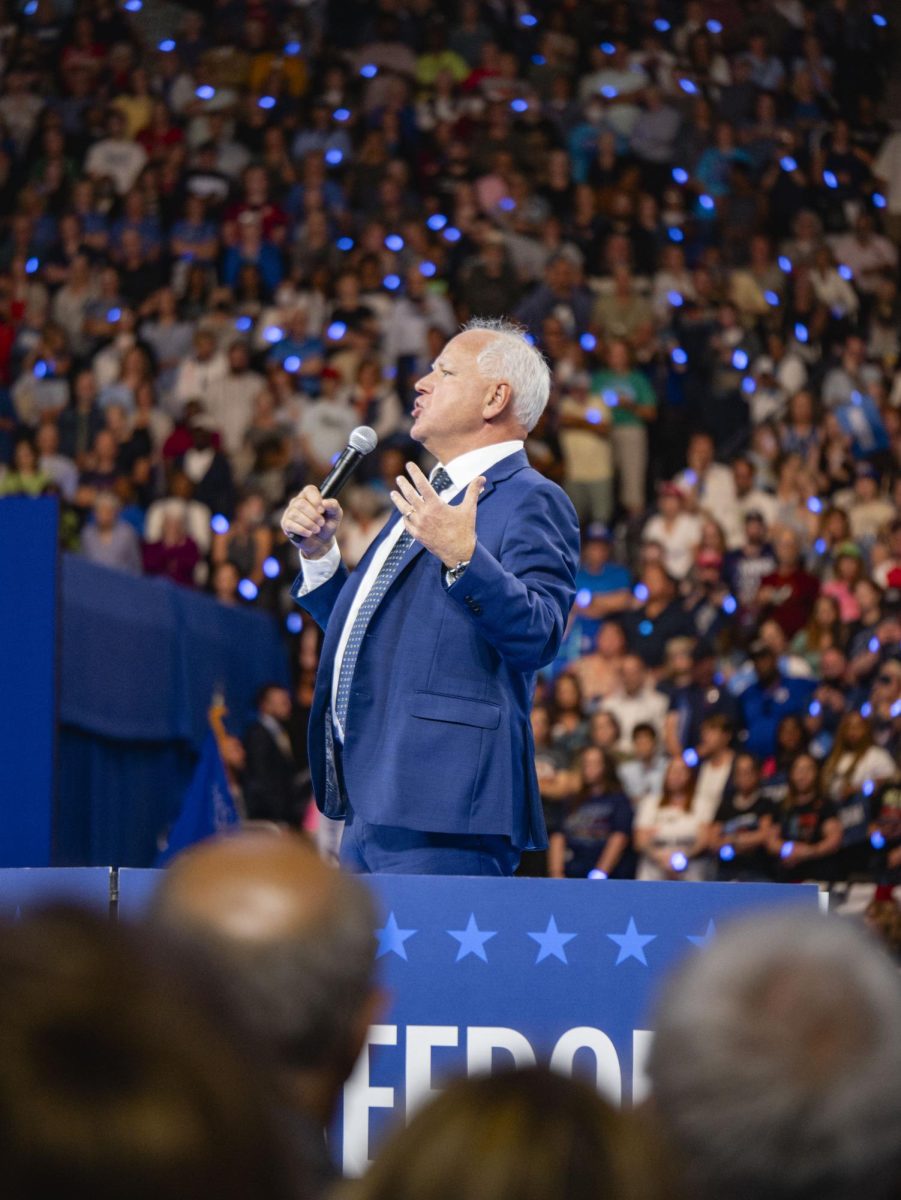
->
[297,542,341,595]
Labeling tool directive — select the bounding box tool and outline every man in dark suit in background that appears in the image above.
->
[281,318,580,875]
[243,683,301,824]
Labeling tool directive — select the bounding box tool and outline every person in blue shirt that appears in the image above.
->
[558,523,631,668]
[740,639,816,760]
[548,745,635,879]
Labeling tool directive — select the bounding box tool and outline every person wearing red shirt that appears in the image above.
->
[757,528,819,638]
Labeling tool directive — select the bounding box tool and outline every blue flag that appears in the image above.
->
[156,731,239,865]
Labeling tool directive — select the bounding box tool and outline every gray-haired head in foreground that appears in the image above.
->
[462,317,550,433]
[648,912,901,1200]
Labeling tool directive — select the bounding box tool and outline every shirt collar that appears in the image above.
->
[439,440,524,491]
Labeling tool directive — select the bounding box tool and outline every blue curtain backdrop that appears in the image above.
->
[56,555,290,867]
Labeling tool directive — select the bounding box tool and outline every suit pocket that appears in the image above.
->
[409,690,501,730]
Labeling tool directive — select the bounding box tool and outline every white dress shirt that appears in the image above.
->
[299,440,524,739]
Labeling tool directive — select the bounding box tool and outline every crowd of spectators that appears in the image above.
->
[1,0,901,886]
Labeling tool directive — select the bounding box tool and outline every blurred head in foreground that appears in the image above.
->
[150,831,379,1130]
[346,1066,647,1200]
[0,905,294,1200]
[648,912,901,1200]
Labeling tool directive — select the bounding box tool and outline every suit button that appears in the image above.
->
[464,596,473,603]
[472,605,482,615]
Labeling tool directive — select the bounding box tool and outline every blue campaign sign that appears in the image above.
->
[338,876,819,1173]
[113,868,819,1174]
[0,868,111,918]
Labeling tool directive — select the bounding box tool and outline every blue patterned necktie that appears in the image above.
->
[334,466,453,734]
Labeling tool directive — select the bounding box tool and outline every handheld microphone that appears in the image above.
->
[320,425,378,499]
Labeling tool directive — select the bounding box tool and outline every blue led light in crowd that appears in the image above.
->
[283,355,301,372]
[443,226,461,242]
[671,347,688,365]
[524,332,536,345]
[871,830,887,849]
[707,19,723,33]
[722,594,737,615]
[286,612,303,634]
[873,13,887,26]
[823,170,838,189]
[327,321,347,340]
[838,263,853,281]
[667,290,683,307]
[258,95,276,109]
[601,85,618,99]
[742,376,756,394]
[732,349,749,370]
[284,41,301,55]
[794,322,809,343]
[588,868,608,879]
[238,579,258,602]
[671,167,689,184]
[325,149,344,166]
[498,196,517,211]
[360,63,378,78]
[263,325,284,343]
[107,307,121,323]
[385,234,404,252]
[809,700,822,717]
[683,749,699,768]
[520,12,538,25]
[531,54,546,66]
[869,636,881,653]
[863,779,875,797]
[336,236,354,251]
[778,255,792,272]
[25,257,39,274]
[123,0,142,10]
[891,700,901,719]
[780,841,795,859]
[850,390,864,406]
[158,38,176,52]
[419,260,437,277]
[814,538,827,554]
[719,844,736,862]
[638,619,654,636]
[668,227,684,242]
[23,0,37,13]
[575,588,592,608]
[234,315,252,332]
[670,852,688,872]
[195,85,215,100]
[211,514,229,535]
[654,18,670,31]
[333,107,350,122]
[780,155,798,172]
[806,496,822,514]
[679,79,698,95]
[585,407,602,425]
[873,192,887,208]
[764,290,780,306]
[699,194,715,211]
[633,583,649,602]
[602,388,619,407]
[383,274,401,290]
[33,360,48,379]
[600,41,616,54]
[861,702,873,718]
[427,213,447,231]
[580,332,597,351]
[262,557,280,579]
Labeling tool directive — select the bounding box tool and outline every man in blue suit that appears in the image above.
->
[281,318,580,874]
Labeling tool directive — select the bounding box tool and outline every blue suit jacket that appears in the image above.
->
[290,451,580,850]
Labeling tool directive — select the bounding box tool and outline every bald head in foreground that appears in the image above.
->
[150,831,379,1194]
[648,912,901,1200]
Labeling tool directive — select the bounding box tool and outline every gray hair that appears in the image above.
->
[648,912,901,1200]
[463,317,550,433]
[154,876,377,1075]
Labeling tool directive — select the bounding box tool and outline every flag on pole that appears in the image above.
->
[156,728,239,866]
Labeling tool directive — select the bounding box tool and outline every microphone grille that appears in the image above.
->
[348,425,378,455]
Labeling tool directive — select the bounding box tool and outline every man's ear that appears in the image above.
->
[483,380,512,420]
